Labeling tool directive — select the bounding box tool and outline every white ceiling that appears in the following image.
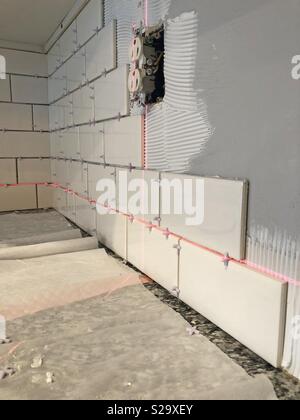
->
[0,0,77,49]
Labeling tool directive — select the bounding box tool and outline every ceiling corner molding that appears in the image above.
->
[44,0,90,53]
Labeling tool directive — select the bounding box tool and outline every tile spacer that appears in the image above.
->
[222,253,231,269]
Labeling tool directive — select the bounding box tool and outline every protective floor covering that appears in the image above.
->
[0,285,277,400]
[0,211,75,243]
[0,249,142,320]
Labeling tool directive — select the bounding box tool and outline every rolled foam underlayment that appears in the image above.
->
[0,237,99,260]
[0,229,82,248]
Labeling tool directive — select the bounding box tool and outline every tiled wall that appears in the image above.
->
[0,47,51,211]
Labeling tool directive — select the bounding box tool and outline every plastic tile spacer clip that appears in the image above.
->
[147,223,153,232]
[171,287,180,298]
[128,214,134,224]
[222,253,231,269]
[163,228,171,239]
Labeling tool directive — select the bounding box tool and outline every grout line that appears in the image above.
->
[0,100,49,106]
[9,75,12,102]
[35,184,39,208]
[15,158,19,184]
[31,105,35,131]
[8,73,48,79]
[0,129,50,133]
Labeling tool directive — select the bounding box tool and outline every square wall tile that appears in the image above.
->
[105,116,142,167]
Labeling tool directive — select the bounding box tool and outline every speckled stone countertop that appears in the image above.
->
[143,282,300,401]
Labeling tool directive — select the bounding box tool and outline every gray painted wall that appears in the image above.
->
[167,0,300,236]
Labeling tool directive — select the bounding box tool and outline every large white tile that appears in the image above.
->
[75,196,97,235]
[0,159,17,184]
[105,116,142,167]
[88,164,116,202]
[85,20,116,82]
[79,123,104,163]
[66,191,76,221]
[0,103,32,130]
[73,83,95,125]
[0,185,37,212]
[60,21,77,62]
[94,66,129,121]
[77,0,103,47]
[33,105,49,131]
[179,240,287,367]
[127,221,179,293]
[66,49,86,92]
[68,160,88,196]
[160,174,248,260]
[53,187,67,216]
[96,212,127,259]
[0,78,11,101]
[18,158,51,183]
[11,75,48,104]
[0,48,47,77]
[54,159,68,188]
[55,96,73,130]
[0,132,50,157]
[48,64,67,103]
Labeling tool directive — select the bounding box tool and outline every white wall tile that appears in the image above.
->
[73,83,95,125]
[53,187,68,216]
[33,105,49,131]
[0,48,47,77]
[62,127,80,160]
[48,64,67,103]
[75,196,97,235]
[105,116,142,167]
[79,123,104,163]
[47,42,62,76]
[0,159,17,184]
[96,212,127,259]
[18,158,51,183]
[77,0,103,47]
[66,49,86,92]
[0,103,32,130]
[60,21,77,62]
[127,221,179,293]
[179,240,287,367]
[88,164,116,202]
[0,132,50,158]
[0,185,37,212]
[66,191,76,221]
[37,185,54,209]
[160,174,248,260]
[94,66,129,122]
[11,76,48,104]
[85,20,116,82]
[68,160,88,195]
[0,78,11,101]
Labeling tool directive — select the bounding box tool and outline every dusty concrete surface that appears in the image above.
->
[0,210,75,243]
[0,284,277,400]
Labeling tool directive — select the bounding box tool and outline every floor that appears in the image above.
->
[0,210,299,400]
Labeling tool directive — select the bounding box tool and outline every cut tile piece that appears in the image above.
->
[77,0,103,47]
[33,105,49,131]
[94,66,129,121]
[160,174,248,260]
[105,116,142,167]
[0,78,11,101]
[179,240,287,367]
[85,20,116,82]
[127,221,179,293]
[18,158,51,183]
[0,159,17,184]
[37,185,54,209]
[0,185,37,212]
